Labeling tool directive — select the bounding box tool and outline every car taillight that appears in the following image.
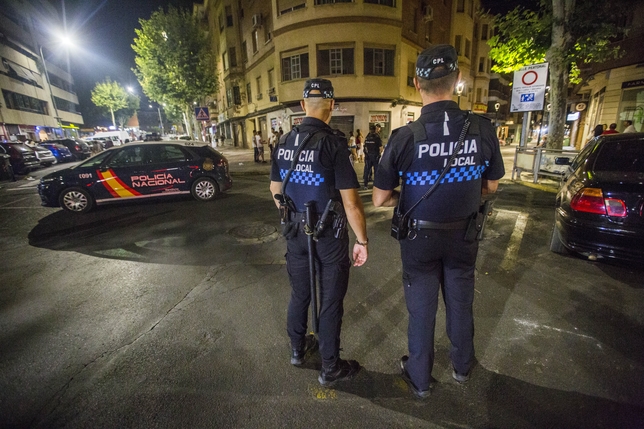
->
[570,188,627,217]
[75,145,81,151]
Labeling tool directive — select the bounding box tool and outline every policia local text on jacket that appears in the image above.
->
[373,44,505,398]
[270,78,368,387]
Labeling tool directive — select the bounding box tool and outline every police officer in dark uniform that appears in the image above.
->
[270,78,369,386]
[372,45,505,398]
[362,124,382,189]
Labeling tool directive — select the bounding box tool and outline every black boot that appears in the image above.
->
[290,334,318,366]
[318,359,360,386]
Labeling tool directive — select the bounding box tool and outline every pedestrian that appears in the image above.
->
[278,127,284,137]
[348,131,357,163]
[269,128,279,157]
[623,120,636,133]
[257,131,267,163]
[252,130,261,162]
[355,129,364,163]
[270,78,368,386]
[602,123,619,135]
[362,124,382,189]
[372,44,505,398]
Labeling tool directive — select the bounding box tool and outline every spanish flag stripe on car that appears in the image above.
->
[97,169,142,198]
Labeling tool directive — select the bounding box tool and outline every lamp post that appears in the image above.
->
[149,104,164,136]
[494,102,500,127]
[39,46,62,133]
[456,81,465,108]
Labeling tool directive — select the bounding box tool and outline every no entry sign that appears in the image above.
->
[511,63,549,112]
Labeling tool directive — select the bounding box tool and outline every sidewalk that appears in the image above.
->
[217,146,272,176]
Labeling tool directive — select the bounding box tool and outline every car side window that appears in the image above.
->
[571,140,597,171]
[150,145,191,163]
[107,146,146,167]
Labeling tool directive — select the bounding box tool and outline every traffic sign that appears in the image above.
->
[510,63,549,113]
[195,107,210,121]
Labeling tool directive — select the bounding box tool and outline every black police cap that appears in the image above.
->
[416,44,459,80]
[303,79,334,99]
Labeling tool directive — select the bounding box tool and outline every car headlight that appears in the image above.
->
[40,177,57,183]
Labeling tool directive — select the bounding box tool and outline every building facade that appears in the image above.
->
[200,0,494,148]
[0,0,83,142]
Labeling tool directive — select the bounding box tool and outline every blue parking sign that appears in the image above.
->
[520,93,535,102]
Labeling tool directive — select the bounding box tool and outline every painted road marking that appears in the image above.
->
[495,209,529,271]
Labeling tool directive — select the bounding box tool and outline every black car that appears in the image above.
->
[550,133,644,263]
[49,138,92,160]
[0,142,40,174]
[39,142,74,163]
[0,145,16,181]
[38,141,232,213]
[144,132,162,141]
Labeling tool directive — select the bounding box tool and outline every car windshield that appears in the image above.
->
[76,151,112,168]
[594,141,644,173]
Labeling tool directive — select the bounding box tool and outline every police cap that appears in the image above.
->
[303,78,334,99]
[416,44,458,80]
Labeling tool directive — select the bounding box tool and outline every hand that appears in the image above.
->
[352,243,368,267]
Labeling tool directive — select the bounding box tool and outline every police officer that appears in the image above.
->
[362,124,382,189]
[372,45,505,398]
[270,78,369,386]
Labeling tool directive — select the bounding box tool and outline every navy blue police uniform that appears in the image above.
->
[362,130,382,188]
[374,44,504,395]
[270,117,359,371]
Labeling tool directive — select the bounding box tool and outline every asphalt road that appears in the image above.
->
[0,155,643,428]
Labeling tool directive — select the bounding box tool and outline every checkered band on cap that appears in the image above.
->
[416,62,458,80]
[280,169,326,186]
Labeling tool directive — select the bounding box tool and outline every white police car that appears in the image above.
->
[38,141,232,213]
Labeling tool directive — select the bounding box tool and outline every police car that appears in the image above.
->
[38,141,232,213]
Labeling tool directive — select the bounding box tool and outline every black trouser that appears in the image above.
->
[363,155,380,187]
[285,222,351,369]
[253,147,259,162]
[400,228,478,391]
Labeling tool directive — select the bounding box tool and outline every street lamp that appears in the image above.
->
[494,102,500,127]
[456,81,465,108]
[149,104,164,136]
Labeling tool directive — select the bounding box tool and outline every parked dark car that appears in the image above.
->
[39,142,74,163]
[49,138,92,160]
[24,141,56,166]
[144,132,162,141]
[0,145,16,181]
[0,142,40,174]
[550,133,644,263]
[38,141,232,213]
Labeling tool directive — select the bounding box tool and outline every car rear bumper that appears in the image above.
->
[555,208,644,263]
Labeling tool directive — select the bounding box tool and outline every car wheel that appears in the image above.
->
[549,226,567,254]
[59,187,94,213]
[191,177,219,202]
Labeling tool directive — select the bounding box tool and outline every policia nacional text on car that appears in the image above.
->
[270,79,369,386]
[373,45,505,398]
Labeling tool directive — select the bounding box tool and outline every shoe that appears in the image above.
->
[400,356,430,398]
[291,334,318,366]
[452,367,470,384]
[318,359,360,386]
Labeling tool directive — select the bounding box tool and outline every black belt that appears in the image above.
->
[409,218,470,230]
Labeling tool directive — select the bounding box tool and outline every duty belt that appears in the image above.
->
[409,218,470,230]
[289,211,333,225]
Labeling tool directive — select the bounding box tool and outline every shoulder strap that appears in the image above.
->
[407,120,426,143]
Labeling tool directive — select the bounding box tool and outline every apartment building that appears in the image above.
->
[0,1,83,142]
[200,0,492,148]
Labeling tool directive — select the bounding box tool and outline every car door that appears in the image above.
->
[144,144,194,195]
[96,145,153,200]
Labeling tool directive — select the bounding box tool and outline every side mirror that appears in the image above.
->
[554,157,572,165]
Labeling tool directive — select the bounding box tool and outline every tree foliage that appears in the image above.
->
[132,7,218,137]
[91,78,128,127]
[115,94,141,128]
[487,0,629,148]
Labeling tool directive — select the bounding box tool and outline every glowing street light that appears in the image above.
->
[456,81,465,108]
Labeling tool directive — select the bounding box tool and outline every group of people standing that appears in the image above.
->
[252,127,284,163]
[348,126,384,189]
[269,43,505,396]
[591,120,637,139]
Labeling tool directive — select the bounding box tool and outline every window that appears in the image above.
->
[225,6,233,27]
[233,86,241,105]
[281,52,309,81]
[222,51,229,70]
[364,48,394,76]
[476,88,482,103]
[2,89,48,114]
[264,18,272,42]
[407,61,415,87]
[53,96,79,113]
[252,30,259,53]
[242,41,248,63]
[478,57,485,73]
[455,35,462,55]
[456,0,465,12]
[151,145,188,163]
[229,47,237,67]
[411,7,418,34]
[246,82,252,104]
[481,24,489,40]
[256,76,262,100]
[278,0,306,14]
[465,39,471,59]
[108,146,148,168]
[364,0,395,6]
[318,47,354,76]
[218,12,224,32]
[425,19,433,42]
[226,88,233,108]
[268,69,275,93]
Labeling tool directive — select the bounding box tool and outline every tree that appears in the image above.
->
[91,78,129,127]
[115,94,140,129]
[132,6,218,140]
[488,0,628,149]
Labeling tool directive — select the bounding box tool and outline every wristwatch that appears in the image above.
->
[356,238,368,246]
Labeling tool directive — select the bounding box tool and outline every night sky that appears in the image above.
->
[57,0,533,127]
